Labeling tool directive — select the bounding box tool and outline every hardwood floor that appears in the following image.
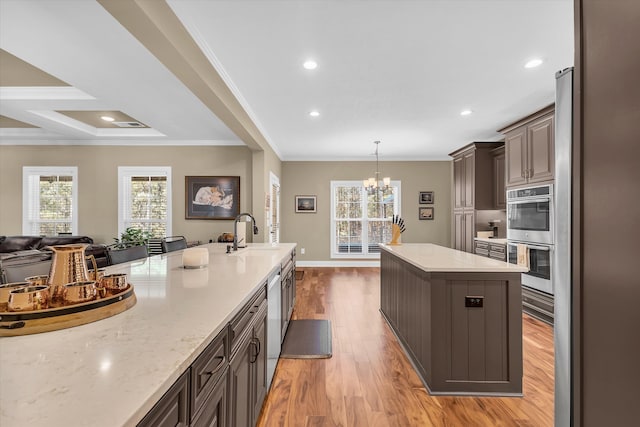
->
[258,267,554,427]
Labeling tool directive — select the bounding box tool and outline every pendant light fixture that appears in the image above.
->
[363,140,391,193]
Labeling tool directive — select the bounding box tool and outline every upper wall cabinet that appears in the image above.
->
[450,142,504,211]
[500,105,555,188]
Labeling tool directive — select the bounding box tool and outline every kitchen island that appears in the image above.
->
[380,243,528,396]
[0,243,295,427]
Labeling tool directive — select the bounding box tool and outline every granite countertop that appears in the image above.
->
[380,243,527,273]
[474,237,508,244]
[0,243,295,427]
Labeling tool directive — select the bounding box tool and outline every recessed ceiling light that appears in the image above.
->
[303,60,318,70]
[460,109,473,116]
[101,116,114,122]
[309,110,320,117]
[524,58,543,69]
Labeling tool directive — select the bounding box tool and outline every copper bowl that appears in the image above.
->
[7,285,50,312]
[63,281,98,305]
[100,273,128,294]
[0,282,30,311]
[25,275,49,286]
[88,268,106,282]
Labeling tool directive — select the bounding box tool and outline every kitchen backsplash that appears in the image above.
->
[475,210,507,238]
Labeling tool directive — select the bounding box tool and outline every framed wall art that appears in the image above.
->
[185,176,240,220]
[419,206,434,220]
[295,195,317,213]
[419,191,434,204]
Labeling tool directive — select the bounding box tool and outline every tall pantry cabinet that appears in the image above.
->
[449,142,503,252]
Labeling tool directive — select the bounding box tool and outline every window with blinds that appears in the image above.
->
[330,180,400,258]
[22,167,78,236]
[118,167,172,239]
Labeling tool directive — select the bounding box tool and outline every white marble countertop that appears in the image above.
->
[0,242,295,427]
[474,237,508,244]
[380,243,527,273]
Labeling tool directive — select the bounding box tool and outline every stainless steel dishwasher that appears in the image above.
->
[266,268,281,389]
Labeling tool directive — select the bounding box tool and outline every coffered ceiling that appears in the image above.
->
[0,0,573,160]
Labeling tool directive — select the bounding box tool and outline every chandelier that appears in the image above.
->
[363,140,390,193]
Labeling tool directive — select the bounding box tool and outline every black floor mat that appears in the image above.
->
[280,319,332,359]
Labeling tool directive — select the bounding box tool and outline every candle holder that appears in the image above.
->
[182,247,209,269]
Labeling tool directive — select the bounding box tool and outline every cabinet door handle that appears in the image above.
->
[204,356,226,376]
[249,338,260,364]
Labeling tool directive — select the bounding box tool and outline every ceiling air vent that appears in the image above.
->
[112,121,146,128]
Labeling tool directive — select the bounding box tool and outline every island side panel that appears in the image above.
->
[380,250,523,396]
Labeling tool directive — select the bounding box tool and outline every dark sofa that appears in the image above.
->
[0,235,109,269]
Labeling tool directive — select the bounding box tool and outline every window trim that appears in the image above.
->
[118,166,172,238]
[22,166,78,235]
[330,180,401,259]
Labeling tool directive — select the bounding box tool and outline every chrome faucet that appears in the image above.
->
[233,212,259,251]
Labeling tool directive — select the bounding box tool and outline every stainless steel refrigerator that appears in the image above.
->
[554,67,573,427]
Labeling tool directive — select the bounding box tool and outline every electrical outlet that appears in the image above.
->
[465,296,484,308]
[301,248,305,254]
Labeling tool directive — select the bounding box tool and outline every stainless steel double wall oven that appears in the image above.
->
[506,184,554,295]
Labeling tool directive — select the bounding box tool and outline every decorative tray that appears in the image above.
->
[0,285,136,337]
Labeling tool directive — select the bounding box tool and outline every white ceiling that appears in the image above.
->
[0,0,574,160]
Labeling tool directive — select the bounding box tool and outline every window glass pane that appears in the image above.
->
[24,168,77,235]
[368,220,392,253]
[120,169,170,239]
[335,220,362,253]
[332,181,399,258]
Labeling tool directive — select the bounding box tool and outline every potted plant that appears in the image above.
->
[113,227,152,249]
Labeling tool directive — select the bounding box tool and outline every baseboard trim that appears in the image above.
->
[296,260,380,267]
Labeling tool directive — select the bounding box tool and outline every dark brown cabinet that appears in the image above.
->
[380,248,523,395]
[137,369,190,427]
[502,107,555,188]
[280,253,296,339]
[190,325,228,426]
[453,210,475,253]
[191,369,227,427]
[138,284,271,427]
[229,288,268,427]
[450,142,503,252]
[473,239,506,262]
[492,146,506,210]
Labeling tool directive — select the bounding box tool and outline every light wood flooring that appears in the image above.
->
[258,267,554,427]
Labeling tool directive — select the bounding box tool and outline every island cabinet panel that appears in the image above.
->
[380,249,522,395]
[137,370,190,427]
[228,289,268,427]
[281,253,296,339]
[190,326,228,421]
[447,280,508,382]
[191,368,228,427]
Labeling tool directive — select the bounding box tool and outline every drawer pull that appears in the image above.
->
[204,356,226,376]
[249,338,261,364]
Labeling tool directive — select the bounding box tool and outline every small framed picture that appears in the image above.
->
[419,206,434,220]
[295,195,317,213]
[419,191,434,204]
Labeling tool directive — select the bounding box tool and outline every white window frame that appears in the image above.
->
[330,180,401,259]
[22,166,78,235]
[118,167,172,238]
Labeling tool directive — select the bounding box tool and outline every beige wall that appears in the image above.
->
[0,145,254,245]
[281,161,452,263]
